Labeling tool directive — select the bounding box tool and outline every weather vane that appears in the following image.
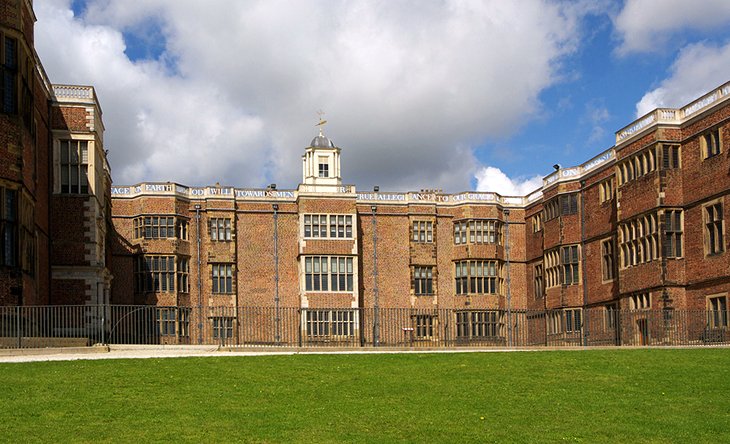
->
[315,110,327,135]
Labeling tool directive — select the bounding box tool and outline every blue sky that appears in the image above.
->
[36,0,730,194]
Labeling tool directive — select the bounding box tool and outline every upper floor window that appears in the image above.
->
[702,128,722,159]
[617,148,656,186]
[318,160,329,178]
[534,263,544,299]
[134,255,176,293]
[545,194,577,221]
[453,219,502,245]
[599,178,614,203]
[705,202,724,256]
[177,258,189,293]
[210,217,232,241]
[661,144,680,170]
[0,187,18,266]
[60,140,89,194]
[602,238,616,281]
[412,221,433,243]
[561,245,580,285]
[545,245,580,287]
[177,220,188,240]
[531,214,543,233]
[303,214,352,239]
[455,260,501,295]
[134,216,177,239]
[413,266,434,295]
[304,256,353,292]
[663,209,683,258]
[619,213,659,268]
[1,35,18,114]
[211,263,233,294]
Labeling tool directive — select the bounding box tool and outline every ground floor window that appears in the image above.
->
[456,311,502,339]
[413,314,435,339]
[305,310,356,339]
[156,307,191,338]
[548,309,582,334]
[708,295,728,328]
[212,317,234,339]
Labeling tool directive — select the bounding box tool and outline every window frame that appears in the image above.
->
[663,209,683,259]
[533,263,544,299]
[560,245,580,286]
[212,317,234,339]
[209,217,232,242]
[455,310,503,339]
[211,263,233,294]
[303,214,353,239]
[413,265,434,296]
[701,128,722,159]
[1,33,18,114]
[0,187,18,267]
[304,256,354,292]
[453,219,502,245]
[59,139,90,195]
[629,292,651,310]
[599,178,615,203]
[704,201,724,256]
[412,220,434,243]
[601,238,616,282]
[455,260,501,295]
[305,309,356,339]
[707,294,728,329]
[134,255,177,294]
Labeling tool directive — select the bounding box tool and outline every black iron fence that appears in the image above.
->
[0,305,727,349]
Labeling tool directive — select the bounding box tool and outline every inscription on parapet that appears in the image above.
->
[357,193,406,201]
[145,184,172,192]
[583,152,613,172]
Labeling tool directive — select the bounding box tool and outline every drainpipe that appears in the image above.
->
[504,209,512,347]
[580,181,588,346]
[371,204,379,346]
[273,203,280,344]
[195,204,202,344]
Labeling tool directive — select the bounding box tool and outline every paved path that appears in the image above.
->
[0,345,534,363]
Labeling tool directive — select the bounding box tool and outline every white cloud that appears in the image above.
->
[35,0,590,191]
[614,0,730,55]
[475,167,543,196]
[635,41,730,116]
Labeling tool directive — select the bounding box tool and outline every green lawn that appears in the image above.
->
[1,349,729,443]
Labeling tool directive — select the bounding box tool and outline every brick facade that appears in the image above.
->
[110,81,730,344]
[0,1,112,308]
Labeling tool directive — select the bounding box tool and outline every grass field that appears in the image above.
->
[1,349,729,443]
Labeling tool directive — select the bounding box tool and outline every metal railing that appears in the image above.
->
[0,305,727,349]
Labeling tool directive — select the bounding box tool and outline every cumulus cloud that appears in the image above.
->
[614,0,730,55]
[635,42,730,116]
[475,167,543,196]
[36,0,590,191]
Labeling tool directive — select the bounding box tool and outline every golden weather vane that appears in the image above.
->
[316,110,327,127]
[315,110,327,135]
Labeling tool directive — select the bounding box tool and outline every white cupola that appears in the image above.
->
[302,123,342,189]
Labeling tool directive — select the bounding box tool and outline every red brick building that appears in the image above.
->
[110,82,730,345]
[0,1,111,308]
